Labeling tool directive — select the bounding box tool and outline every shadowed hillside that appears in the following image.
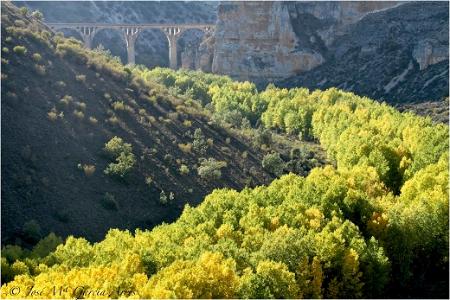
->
[1,2,325,243]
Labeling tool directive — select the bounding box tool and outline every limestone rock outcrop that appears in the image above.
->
[413,39,448,70]
[212,2,324,84]
[211,1,400,84]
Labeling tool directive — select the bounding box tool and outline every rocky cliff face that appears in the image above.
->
[212,1,399,84]
[213,1,448,103]
[279,1,449,103]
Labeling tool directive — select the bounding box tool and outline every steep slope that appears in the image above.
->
[1,2,306,244]
[279,2,448,103]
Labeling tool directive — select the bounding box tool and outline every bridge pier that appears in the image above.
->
[78,26,97,49]
[163,27,183,69]
[123,27,140,65]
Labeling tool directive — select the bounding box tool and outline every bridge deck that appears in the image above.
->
[46,23,215,29]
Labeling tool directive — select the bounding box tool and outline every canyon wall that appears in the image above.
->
[211,1,448,102]
[211,1,399,84]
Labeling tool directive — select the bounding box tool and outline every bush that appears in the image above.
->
[22,220,42,242]
[179,164,190,175]
[47,110,58,121]
[34,64,46,75]
[262,153,285,177]
[73,110,84,120]
[19,6,28,16]
[159,190,168,205]
[88,117,98,125]
[104,152,136,178]
[78,164,96,177]
[178,143,192,154]
[32,53,42,62]
[192,128,208,155]
[59,95,72,105]
[112,101,125,111]
[13,45,27,55]
[2,47,9,53]
[253,127,272,147]
[75,74,86,82]
[197,158,227,181]
[31,10,44,20]
[103,137,135,178]
[104,137,132,158]
[75,102,86,110]
[101,193,118,210]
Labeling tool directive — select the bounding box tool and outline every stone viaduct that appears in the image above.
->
[46,23,215,69]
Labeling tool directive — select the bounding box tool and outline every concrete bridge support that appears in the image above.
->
[122,27,140,65]
[78,26,96,49]
[163,27,183,69]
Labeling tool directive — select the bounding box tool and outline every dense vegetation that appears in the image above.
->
[1,3,448,299]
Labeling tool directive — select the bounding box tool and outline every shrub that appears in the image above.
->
[197,158,227,181]
[22,220,41,242]
[13,45,27,55]
[14,20,26,27]
[262,153,285,177]
[31,10,44,20]
[178,143,192,154]
[19,6,28,16]
[145,176,153,186]
[78,164,95,177]
[34,64,46,75]
[108,116,119,125]
[192,128,208,155]
[73,110,84,120]
[179,164,190,175]
[112,101,125,111]
[183,120,192,127]
[104,137,132,158]
[59,95,72,106]
[56,81,66,88]
[30,233,62,259]
[103,137,136,178]
[88,116,98,125]
[75,74,86,82]
[47,110,58,121]
[2,47,9,53]
[75,102,86,110]
[32,53,41,62]
[253,127,272,147]
[159,190,168,205]
[101,193,118,211]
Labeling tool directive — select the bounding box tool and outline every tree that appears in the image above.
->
[192,128,208,155]
[262,153,284,177]
[197,158,226,181]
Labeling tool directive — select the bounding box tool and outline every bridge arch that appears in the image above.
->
[135,28,170,68]
[177,27,209,69]
[92,28,127,64]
